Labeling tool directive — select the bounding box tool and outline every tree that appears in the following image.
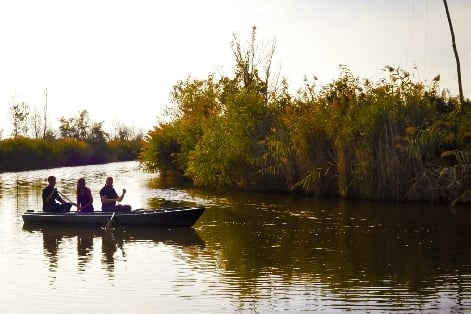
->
[9,97,30,137]
[230,25,279,103]
[58,110,107,141]
[111,120,142,141]
[186,27,281,188]
[59,116,78,139]
[443,0,464,105]
[43,89,48,138]
[75,110,91,140]
[88,121,108,143]
[30,108,43,139]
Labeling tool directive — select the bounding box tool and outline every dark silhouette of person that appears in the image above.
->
[76,178,94,212]
[99,177,131,212]
[42,176,73,213]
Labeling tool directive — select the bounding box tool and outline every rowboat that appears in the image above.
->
[22,206,205,227]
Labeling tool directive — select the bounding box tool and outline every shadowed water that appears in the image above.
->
[0,161,470,313]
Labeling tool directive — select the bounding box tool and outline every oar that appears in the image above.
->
[105,212,116,230]
[57,190,77,207]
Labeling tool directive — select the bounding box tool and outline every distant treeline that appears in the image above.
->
[0,136,143,172]
[1,105,144,172]
[139,29,471,205]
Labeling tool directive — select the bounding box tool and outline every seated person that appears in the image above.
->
[76,178,94,212]
[42,176,73,213]
[99,177,131,212]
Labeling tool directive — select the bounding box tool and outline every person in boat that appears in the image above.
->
[99,177,131,212]
[42,176,73,213]
[76,177,94,212]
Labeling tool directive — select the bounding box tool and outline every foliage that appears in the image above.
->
[59,110,108,142]
[0,136,142,173]
[1,98,145,173]
[0,137,89,171]
[139,123,182,176]
[106,138,144,163]
[141,27,286,190]
[9,99,30,138]
[138,29,466,203]
[110,121,143,141]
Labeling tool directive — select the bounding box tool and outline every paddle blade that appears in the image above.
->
[105,212,115,230]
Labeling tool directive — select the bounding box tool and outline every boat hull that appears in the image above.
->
[22,206,205,227]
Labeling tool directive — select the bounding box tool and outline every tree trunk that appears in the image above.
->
[443,0,465,105]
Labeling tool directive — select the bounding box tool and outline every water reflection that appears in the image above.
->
[191,193,471,312]
[3,161,471,312]
[42,229,61,271]
[23,225,205,276]
[77,232,94,270]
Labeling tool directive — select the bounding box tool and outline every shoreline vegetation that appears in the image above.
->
[0,136,142,172]
[1,106,143,171]
[139,29,470,207]
[2,29,470,207]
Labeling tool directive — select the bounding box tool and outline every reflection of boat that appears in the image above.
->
[22,206,205,227]
[22,224,205,248]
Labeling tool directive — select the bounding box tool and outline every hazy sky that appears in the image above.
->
[1,0,470,137]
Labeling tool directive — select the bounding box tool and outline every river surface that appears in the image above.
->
[0,161,470,313]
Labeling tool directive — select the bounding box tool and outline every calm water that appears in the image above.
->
[0,161,470,313]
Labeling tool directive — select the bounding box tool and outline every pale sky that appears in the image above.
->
[1,0,470,138]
